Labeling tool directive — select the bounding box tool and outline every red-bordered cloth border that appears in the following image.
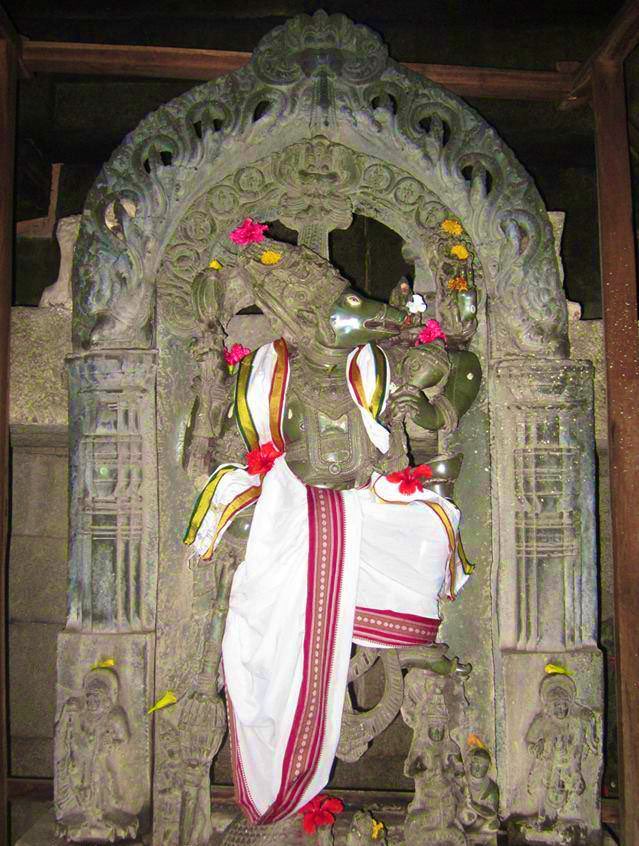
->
[227,486,346,824]
[353,606,440,647]
[225,688,260,820]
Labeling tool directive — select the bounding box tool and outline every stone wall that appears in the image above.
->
[8,308,71,843]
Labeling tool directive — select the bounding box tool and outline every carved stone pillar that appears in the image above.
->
[490,358,603,842]
[54,351,158,843]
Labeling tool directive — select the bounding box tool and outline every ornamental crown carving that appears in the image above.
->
[252,10,388,86]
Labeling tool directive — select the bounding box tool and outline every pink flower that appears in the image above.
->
[415,318,447,346]
[223,343,251,366]
[229,218,268,245]
[300,795,344,835]
[386,464,433,495]
[245,442,283,476]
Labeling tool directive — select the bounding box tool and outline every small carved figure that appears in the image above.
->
[55,668,138,843]
[402,675,467,845]
[525,674,597,826]
[459,747,500,836]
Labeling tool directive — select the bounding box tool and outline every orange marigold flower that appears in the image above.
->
[451,244,469,260]
[447,275,469,292]
[441,218,463,236]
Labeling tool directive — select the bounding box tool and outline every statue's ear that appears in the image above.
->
[296,308,317,328]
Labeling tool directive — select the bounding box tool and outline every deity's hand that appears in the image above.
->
[178,689,226,769]
[387,386,437,429]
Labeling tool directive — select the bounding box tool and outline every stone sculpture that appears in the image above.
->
[346,810,387,846]
[510,673,597,844]
[55,668,138,843]
[39,213,81,309]
[54,9,603,846]
[402,668,468,845]
[176,232,480,837]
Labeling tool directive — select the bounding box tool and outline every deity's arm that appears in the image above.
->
[389,345,482,433]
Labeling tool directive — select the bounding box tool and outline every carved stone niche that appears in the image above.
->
[41,10,604,846]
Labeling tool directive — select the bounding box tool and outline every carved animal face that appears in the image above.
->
[324,287,407,348]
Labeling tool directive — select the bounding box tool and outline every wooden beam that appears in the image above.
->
[0,35,17,846]
[21,40,250,81]
[7,777,53,802]
[561,0,639,109]
[403,63,573,101]
[592,57,639,846]
[20,39,575,102]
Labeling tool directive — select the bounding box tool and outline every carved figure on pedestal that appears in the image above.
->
[402,670,467,846]
[55,668,139,843]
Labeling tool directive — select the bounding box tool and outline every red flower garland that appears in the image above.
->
[245,442,283,476]
[415,318,447,346]
[229,218,268,245]
[386,464,433,495]
[299,795,344,835]
[223,343,251,366]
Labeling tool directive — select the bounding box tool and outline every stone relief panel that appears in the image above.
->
[55,632,153,843]
[71,11,567,359]
[491,359,597,653]
[66,351,158,631]
[500,654,603,845]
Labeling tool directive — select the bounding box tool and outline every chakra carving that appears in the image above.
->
[72,11,567,357]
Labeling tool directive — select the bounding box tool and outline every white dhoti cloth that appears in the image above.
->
[222,457,467,823]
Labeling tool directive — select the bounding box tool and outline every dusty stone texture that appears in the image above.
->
[8,429,69,781]
[11,802,52,846]
[8,535,68,624]
[9,622,60,743]
[9,307,72,427]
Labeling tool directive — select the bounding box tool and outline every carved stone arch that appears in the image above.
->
[156,140,480,340]
[72,9,567,358]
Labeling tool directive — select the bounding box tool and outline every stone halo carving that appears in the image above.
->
[71,10,568,358]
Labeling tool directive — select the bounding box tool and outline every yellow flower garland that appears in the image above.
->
[260,250,283,265]
[450,244,469,260]
[441,218,463,236]
[209,259,222,270]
